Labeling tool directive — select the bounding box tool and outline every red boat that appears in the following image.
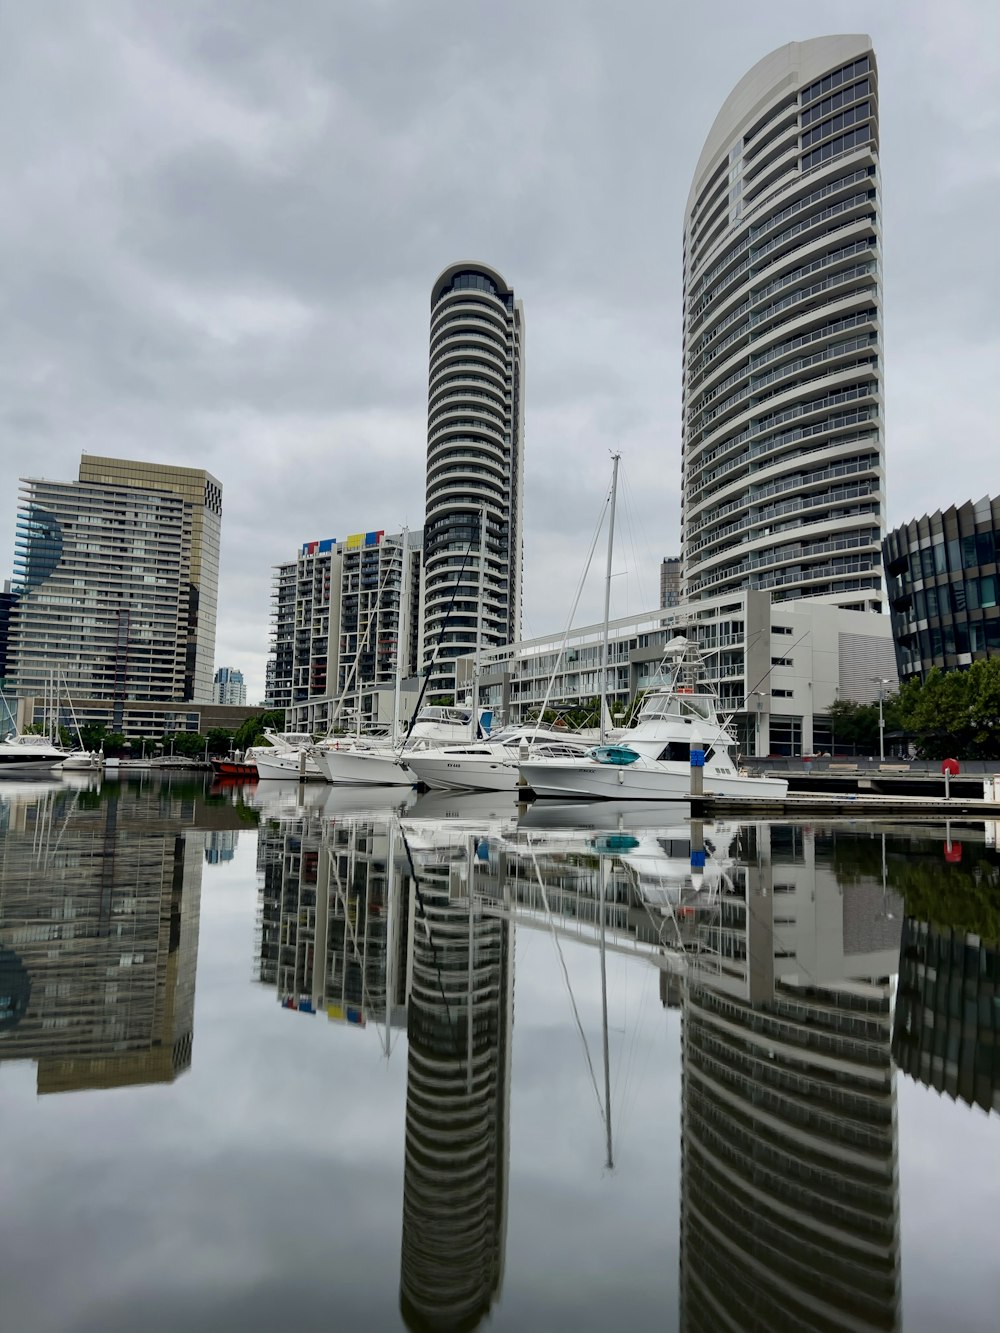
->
[211,758,258,779]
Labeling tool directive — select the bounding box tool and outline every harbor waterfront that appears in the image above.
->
[0,773,996,1333]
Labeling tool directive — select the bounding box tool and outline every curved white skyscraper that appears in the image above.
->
[423,263,524,699]
[682,37,884,611]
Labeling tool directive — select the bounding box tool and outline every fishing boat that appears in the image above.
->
[252,731,324,781]
[519,638,789,802]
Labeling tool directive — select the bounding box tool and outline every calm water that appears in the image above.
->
[0,774,997,1333]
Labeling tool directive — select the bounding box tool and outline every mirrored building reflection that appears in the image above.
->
[0,781,206,1094]
[680,826,902,1333]
[893,919,1000,1116]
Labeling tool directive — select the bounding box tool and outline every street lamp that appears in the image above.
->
[872,677,891,762]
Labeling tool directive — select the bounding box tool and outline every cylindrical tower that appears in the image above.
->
[423,263,524,701]
[681,37,884,612]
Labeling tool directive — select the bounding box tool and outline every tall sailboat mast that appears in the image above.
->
[599,453,621,745]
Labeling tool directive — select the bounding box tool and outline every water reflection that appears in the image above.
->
[250,792,931,1333]
[0,780,219,1093]
[3,777,996,1331]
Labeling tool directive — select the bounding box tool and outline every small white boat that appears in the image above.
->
[251,731,325,781]
[56,749,101,772]
[519,638,789,803]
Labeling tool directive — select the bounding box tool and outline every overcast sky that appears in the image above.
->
[1,0,997,703]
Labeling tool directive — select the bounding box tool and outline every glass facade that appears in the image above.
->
[682,38,885,614]
[883,495,1000,681]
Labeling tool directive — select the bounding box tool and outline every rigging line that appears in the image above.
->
[535,482,612,726]
[527,845,606,1126]
[721,625,813,733]
[327,555,400,734]
[400,524,480,750]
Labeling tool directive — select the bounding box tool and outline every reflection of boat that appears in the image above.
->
[246,780,330,819]
[520,638,789,802]
[321,786,417,819]
[408,787,522,825]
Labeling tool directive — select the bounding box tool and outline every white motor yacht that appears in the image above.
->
[519,639,789,802]
[0,733,66,777]
[310,705,481,786]
[406,725,595,792]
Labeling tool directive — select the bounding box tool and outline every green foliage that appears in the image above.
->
[233,710,283,750]
[102,732,127,756]
[896,659,1000,759]
[79,723,108,751]
[206,728,235,757]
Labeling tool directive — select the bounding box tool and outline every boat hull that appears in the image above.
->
[254,753,324,781]
[519,758,788,801]
[313,747,416,787]
[407,752,520,792]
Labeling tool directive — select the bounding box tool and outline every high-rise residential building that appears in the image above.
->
[267,528,423,733]
[5,455,222,730]
[660,556,682,608]
[213,665,246,706]
[423,263,525,700]
[681,37,884,614]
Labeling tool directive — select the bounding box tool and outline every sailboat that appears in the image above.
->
[0,683,65,776]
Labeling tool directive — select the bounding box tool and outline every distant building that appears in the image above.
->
[4,454,222,735]
[423,263,525,700]
[883,494,1000,682]
[268,529,423,734]
[660,556,682,608]
[213,666,246,706]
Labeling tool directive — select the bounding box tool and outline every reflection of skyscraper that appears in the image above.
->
[0,784,204,1093]
[680,826,901,1333]
[255,809,411,1032]
[893,919,1000,1115]
[399,840,513,1333]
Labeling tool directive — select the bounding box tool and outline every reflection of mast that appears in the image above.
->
[680,825,901,1333]
[399,836,513,1333]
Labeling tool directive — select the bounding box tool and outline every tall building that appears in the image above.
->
[268,528,423,734]
[660,556,682,608]
[681,37,884,614]
[5,455,222,730]
[423,263,525,700]
[213,666,246,706]
[883,494,1000,681]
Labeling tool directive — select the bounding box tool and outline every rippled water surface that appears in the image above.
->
[1,775,996,1333]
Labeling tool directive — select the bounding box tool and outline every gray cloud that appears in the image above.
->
[1,0,997,699]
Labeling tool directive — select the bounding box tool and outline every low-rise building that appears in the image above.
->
[460,591,897,756]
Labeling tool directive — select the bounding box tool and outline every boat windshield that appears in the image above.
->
[417,707,473,725]
[638,692,715,722]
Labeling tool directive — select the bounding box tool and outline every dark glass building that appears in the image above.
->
[883,495,1000,681]
[893,919,999,1116]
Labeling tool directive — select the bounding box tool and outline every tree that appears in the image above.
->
[896,660,1000,759]
[233,711,283,750]
[206,727,235,757]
